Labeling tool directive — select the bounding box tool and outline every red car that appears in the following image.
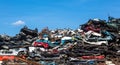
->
[0,56,15,61]
[82,55,105,60]
[33,42,49,48]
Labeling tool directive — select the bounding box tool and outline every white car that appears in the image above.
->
[83,39,108,45]
[0,48,27,56]
[82,31,108,45]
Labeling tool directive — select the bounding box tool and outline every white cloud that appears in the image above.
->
[12,20,25,26]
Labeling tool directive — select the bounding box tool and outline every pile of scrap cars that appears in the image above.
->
[0,16,120,65]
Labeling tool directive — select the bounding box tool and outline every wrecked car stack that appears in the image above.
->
[0,16,120,65]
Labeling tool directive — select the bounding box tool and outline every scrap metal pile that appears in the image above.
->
[0,16,120,65]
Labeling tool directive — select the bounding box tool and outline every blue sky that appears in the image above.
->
[0,0,120,36]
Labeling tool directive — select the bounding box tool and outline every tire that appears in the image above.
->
[17,51,25,56]
[101,43,107,46]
